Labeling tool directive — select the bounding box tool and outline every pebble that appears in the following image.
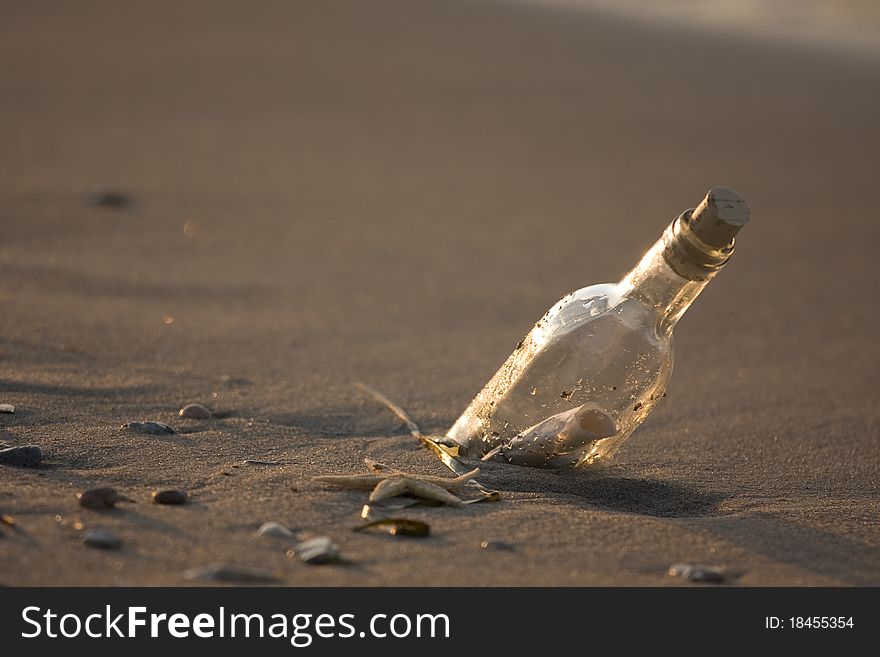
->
[0,445,43,467]
[0,403,14,413]
[152,489,187,505]
[83,528,122,550]
[183,563,280,584]
[257,522,297,540]
[121,421,176,435]
[220,375,250,386]
[290,537,340,565]
[668,563,726,584]
[78,488,134,510]
[179,403,212,420]
[85,189,132,208]
[480,539,515,551]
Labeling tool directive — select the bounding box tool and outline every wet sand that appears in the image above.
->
[1,0,878,585]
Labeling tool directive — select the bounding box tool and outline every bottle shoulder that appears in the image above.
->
[538,283,671,345]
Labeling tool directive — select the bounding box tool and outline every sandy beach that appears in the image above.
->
[1,0,878,585]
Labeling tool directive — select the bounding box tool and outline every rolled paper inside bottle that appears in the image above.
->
[501,404,617,467]
[555,406,617,452]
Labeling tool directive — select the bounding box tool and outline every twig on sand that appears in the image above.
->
[314,466,478,491]
[353,382,500,501]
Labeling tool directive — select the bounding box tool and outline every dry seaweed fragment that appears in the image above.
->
[369,476,465,508]
[354,518,430,537]
[313,467,478,491]
[354,382,501,502]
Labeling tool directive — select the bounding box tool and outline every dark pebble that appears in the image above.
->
[152,489,187,505]
[121,421,176,435]
[184,564,279,584]
[83,528,122,550]
[78,487,134,510]
[0,445,43,467]
[85,190,132,209]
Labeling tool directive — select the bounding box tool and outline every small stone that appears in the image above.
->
[0,445,43,467]
[152,489,187,505]
[121,421,176,435]
[83,528,121,550]
[290,537,340,565]
[77,487,134,510]
[257,522,296,540]
[183,563,280,584]
[220,375,250,386]
[0,404,14,413]
[85,189,132,208]
[669,563,726,584]
[480,539,515,551]
[179,403,212,420]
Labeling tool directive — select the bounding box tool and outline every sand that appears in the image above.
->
[0,0,878,586]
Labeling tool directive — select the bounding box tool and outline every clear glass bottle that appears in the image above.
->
[445,187,750,468]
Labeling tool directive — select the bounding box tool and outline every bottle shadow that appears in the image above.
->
[474,461,725,518]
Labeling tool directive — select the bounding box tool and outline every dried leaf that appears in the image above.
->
[354,518,430,537]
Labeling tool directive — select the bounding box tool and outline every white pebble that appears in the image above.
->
[292,537,340,564]
[179,403,212,419]
[256,522,296,540]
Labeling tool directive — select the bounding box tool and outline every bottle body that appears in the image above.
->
[446,188,748,468]
[446,274,677,467]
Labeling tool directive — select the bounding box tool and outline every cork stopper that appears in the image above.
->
[689,187,749,248]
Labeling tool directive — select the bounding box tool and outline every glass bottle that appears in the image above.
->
[445,187,750,468]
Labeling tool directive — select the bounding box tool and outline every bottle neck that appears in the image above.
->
[620,211,735,336]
